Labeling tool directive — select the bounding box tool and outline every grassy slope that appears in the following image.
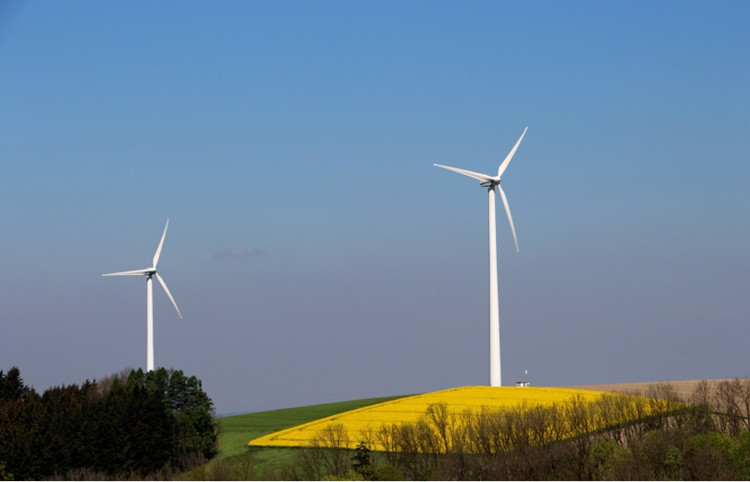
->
[216,395,410,461]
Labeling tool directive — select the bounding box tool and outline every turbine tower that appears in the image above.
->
[434,127,527,387]
[103,220,182,372]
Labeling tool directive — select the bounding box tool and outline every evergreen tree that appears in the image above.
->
[0,367,31,401]
[0,366,217,479]
[128,367,219,461]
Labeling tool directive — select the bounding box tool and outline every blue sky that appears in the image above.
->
[1,1,749,414]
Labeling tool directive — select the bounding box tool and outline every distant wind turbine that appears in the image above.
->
[434,127,527,387]
[103,220,182,372]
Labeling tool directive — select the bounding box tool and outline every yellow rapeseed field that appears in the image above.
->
[248,386,662,451]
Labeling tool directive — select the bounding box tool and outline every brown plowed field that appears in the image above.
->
[563,379,734,400]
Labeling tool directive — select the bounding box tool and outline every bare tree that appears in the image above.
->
[317,423,351,477]
[714,379,745,436]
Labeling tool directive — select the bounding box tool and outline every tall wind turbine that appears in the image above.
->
[434,127,527,387]
[103,220,182,372]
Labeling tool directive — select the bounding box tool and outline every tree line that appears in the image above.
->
[0,366,218,480]
[276,380,750,480]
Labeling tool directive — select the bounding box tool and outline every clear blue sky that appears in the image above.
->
[1,0,748,414]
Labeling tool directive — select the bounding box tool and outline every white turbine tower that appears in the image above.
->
[103,220,182,372]
[435,127,527,387]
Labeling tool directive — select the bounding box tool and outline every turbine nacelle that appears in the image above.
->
[479,180,500,188]
[101,267,157,277]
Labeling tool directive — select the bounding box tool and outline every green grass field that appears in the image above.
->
[214,394,410,472]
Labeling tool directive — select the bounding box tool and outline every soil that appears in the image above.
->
[563,379,735,400]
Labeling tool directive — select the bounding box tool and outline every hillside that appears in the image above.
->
[217,395,408,459]
[199,379,750,480]
[224,379,731,457]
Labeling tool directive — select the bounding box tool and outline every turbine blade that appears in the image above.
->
[155,272,183,319]
[152,219,169,268]
[102,268,151,276]
[434,164,497,183]
[497,127,528,178]
[497,185,519,252]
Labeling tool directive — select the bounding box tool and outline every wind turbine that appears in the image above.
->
[103,220,182,372]
[434,127,527,387]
